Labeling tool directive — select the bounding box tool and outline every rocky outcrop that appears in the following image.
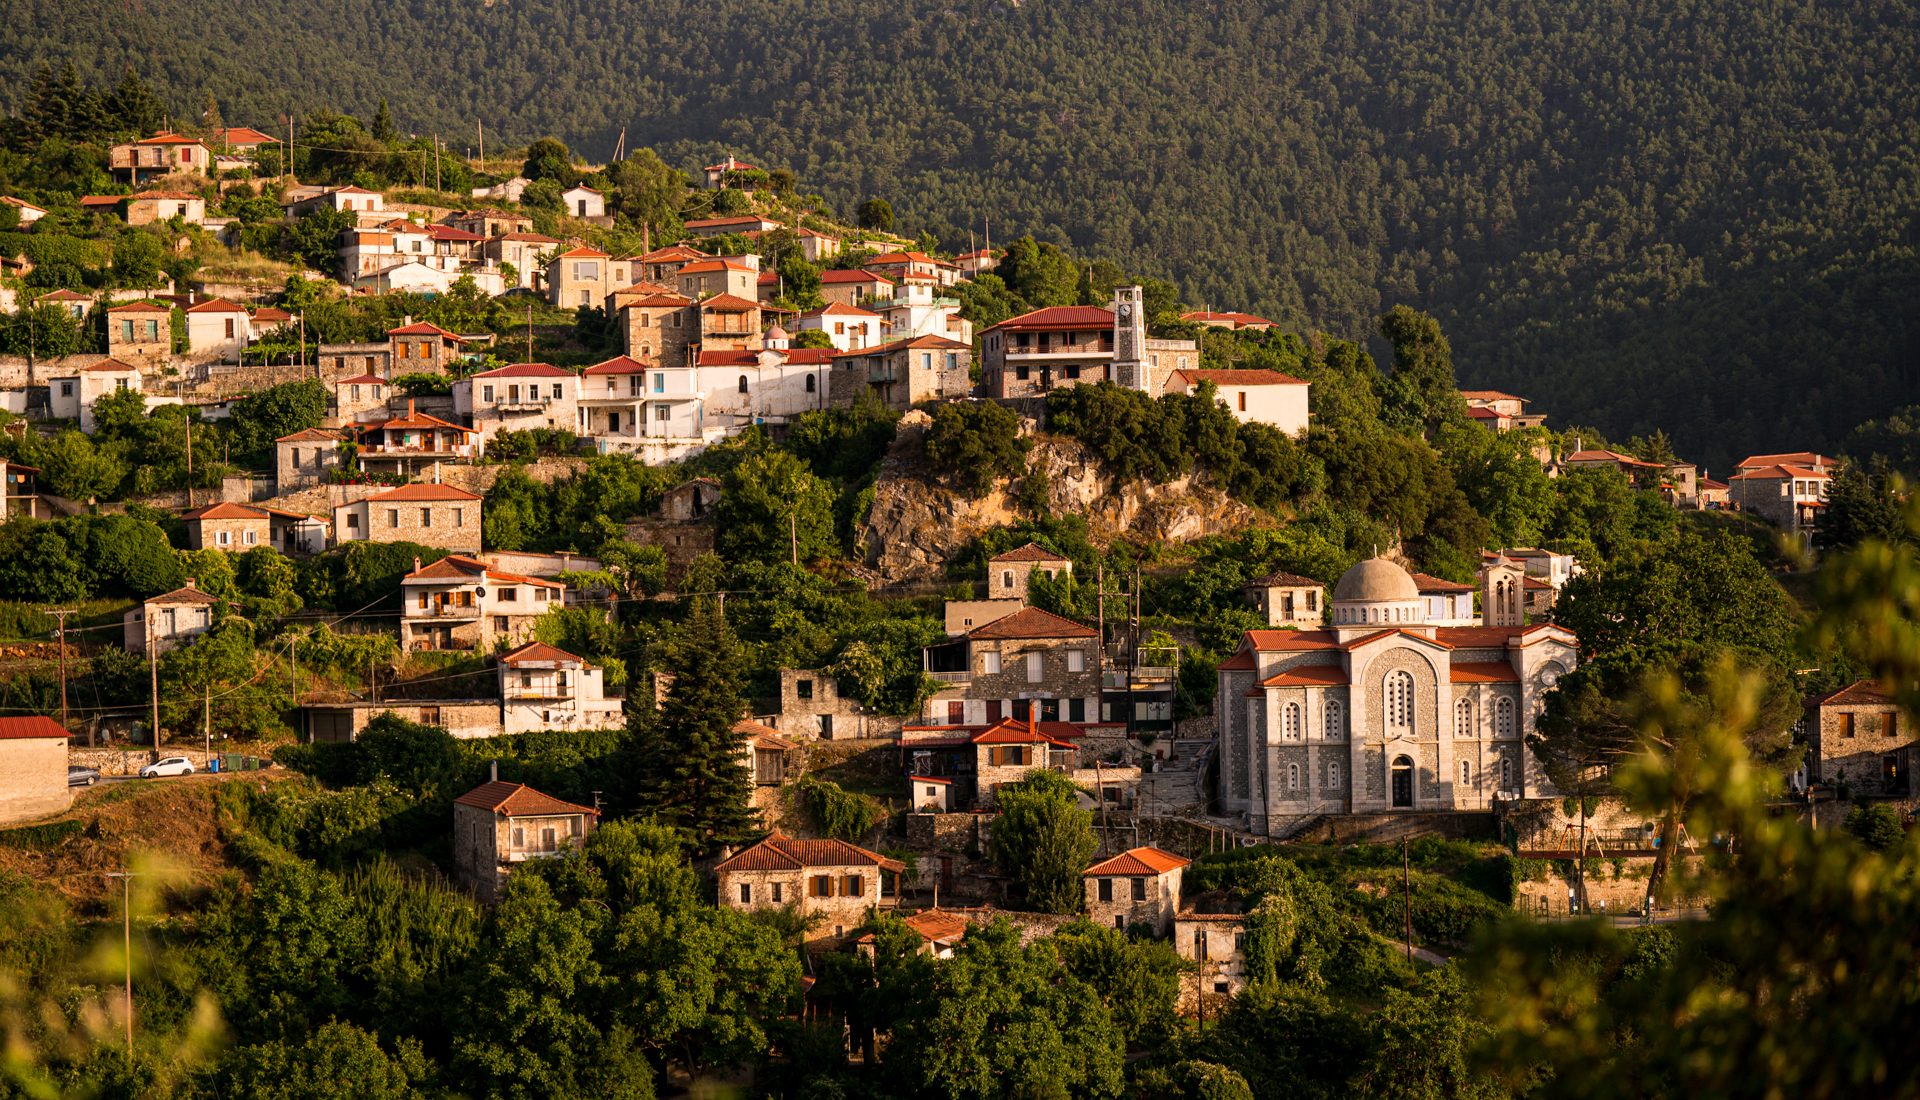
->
[857,419,1266,584]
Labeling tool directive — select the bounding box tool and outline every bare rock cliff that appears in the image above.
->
[858,421,1264,583]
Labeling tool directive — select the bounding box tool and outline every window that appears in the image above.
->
[453,508,464,526]
[1068,697,1086,722]
[224,318,235,338]
[500,587,518,602]
[243,530,256,545]
[982,651,1001,675]
[216,530,230,546]
[1237,391,1247,412]
[797,679,813,700]
[1455,698,1474,738]
[772,882,783,903]
[387,509,399,528]
[1287,762,1300,790]
[1328,760,1341,787]
[1840,713,1855,738]
[738,376,749,394]
[1460,760,1472,785]
[1025,652,1042,683]
[483,385,495,402]
[1194,929,1209,960]
[1132,877,1147,901]
[1325,699,1344,740]
[347,514,360,530]
[1888,711,1900,739]
[59,381,72,397]
[1499,756,1514,790]
[654,405,671,421]
[739,883,752,904]
[811,874,832,897]
[1282,703,1302,741]
[805,374,816,393]
[511,827,524,848]
[1016,365,1030,381]
[416,507,431,528]
[1067,650,1085,673]
[1098,877,1113,902]
[496,616,509,632]
[1495,697,1516,738]
[1386,670,1414,734]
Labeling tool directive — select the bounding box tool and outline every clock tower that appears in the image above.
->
[1111,285,1148,391]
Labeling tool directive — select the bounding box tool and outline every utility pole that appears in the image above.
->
[434,135,442,193]
[789,507,798,566]
[105,870,136,1067]
[146,614,159,762]
[526,301,534,362]
[179,380,194,509]
[288,632,298,708]
[203,684,211,766]
[50,608,72,736]
[1402,835,1414,961]
[477,119,484,167]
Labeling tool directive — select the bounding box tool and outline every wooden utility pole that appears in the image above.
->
[146,614,159,760]
[1402,835,1414,960]
[477,119,484,167]
[789,507,798,566]
[433,135,442,192]
[105,870,135,1066]
[202,685,211,766]
[179,380,194,509]
[526,301,534,361]
[50,608,72,735]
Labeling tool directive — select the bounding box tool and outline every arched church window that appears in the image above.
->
[1455,698,1474,738]
[805,374,816,393]
[1460,759,1471,785]
[1386,670,1414,734]
[1328,760,1341,787]
[738,375,749,393]
[1324,699,1344,740]
[1499,756,1514,790]
[1287,763,1300,790]
[1282,703,1302,741]
[1495,697,1516,738]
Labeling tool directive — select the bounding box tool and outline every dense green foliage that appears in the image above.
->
[989,769,1099,913]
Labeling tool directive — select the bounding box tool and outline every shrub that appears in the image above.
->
[922,400,1028,498]
[798,775,881,842]
[1843,803,1905,851]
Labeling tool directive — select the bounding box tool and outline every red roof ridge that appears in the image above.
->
[1085,846,1190,876]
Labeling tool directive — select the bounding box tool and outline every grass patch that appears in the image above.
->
[0,819,83,850]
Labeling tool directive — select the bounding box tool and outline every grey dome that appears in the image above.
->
[1333,557,1420,603]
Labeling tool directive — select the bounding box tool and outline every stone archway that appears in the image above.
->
[1390,754,1415,808]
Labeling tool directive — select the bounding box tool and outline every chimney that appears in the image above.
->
[185,576,197,590]
[489,759,498,782]
[413,556,422,573]
[407,398,416,416]
[403,314,413,327]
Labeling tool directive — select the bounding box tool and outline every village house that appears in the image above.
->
[497,642,625,734]
[987,543,1072,600]
[696,294,764,356]
[622,477,722,572]
[453,779,599,903]
[547,245,613,309]
[870,278,973,345]
[980,289,1197,400]
[400,555,561,652]
[284,185,385,216]
[703,155,762,190]
[454,363,582,451]
[329,374,391,423]
[450,209,535,238]
[346,402,477,479]
[956,249,999,276]
[0,717,70,825]
[1699,476,1731,509]
[265,507,329,555]
[319,341,391,378]
[109,133,212,183]
[676,258,760,302]
[182,297,251,358]
[943,599,1024,635]
[355,261,502,297]
[1412,572,1477,627]
[104,302,171,361]
[275,428,345,492]
[1243,570,1324,629]
[49,358,143,432]
[682,214,781,238]
[921,605,1102,727]
[1164,368,1310,436]
[0,460,43,521]
[576,355,657,450]
[792,302,882,351]
[1,196,48,226]
[182,502,270,552]
[560,184,606,221]
[794,228,841,263]
[388,321,469,374]
[1176,905,1249,998]
[736,719,799,786]
[713,833,904,942]
[865,250,956,286]
[1460,390,1547,430]
[830,335,973,410]
[776,667,882,740]
[333,482,483,553]
[691,347,837,429]
[819,268,895,308]
[125,190,205,226]
[618,290,696,366]
[1728,462,1833,533]
[1084,847,1188,934]
[1562,448,1669,487]
[636,244,707,284]
[1806,682,1913,799]
[36,288,89,319]
[1735,451,1837,476]
[1216,556,1578,834]
[123,580,220,654]
[1180,310,1276,332]
[909,776,954,814]
[970,716,1077,806]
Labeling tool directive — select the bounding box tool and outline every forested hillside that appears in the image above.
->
[4,0,1917,468]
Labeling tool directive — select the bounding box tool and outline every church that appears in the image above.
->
[1216,555,1577,835]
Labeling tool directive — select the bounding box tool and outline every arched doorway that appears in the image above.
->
[1390,755,1415,808]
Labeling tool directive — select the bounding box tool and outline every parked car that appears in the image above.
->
[67,765,101,787]
[138,757,195,779]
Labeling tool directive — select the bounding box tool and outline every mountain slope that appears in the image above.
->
[4,0,1916,468]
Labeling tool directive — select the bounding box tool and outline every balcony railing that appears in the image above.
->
[927,670,972,683]
[503,688,573,702]
[409,604,480,619]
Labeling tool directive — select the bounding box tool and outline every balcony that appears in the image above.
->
[927,670,973,684]
[1006,341,1112,359]
[493,396,555,412]
[503,688,573,702]
[408,604,481,620]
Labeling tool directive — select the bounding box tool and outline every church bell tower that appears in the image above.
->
[1111,285,1148,391]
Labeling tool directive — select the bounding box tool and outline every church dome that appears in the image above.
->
[1333,557,1420,604]
[765,324,790,341]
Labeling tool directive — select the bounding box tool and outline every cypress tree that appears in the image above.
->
[638,598,757,854]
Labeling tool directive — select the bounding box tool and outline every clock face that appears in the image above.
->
[1539,670,1560,689]
[1117,303,1132,320]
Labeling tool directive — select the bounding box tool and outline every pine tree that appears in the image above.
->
[371,98,396,143]
[636,599,757,854]
[107,68,166,137]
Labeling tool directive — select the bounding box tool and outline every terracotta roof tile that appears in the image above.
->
[472,362,572,378]
[1260,665,1349,687]
[1450,661,1520,683]
[453,780,597,817]
[0,716,68,740]
[181,502,268,521]
[1085,846,1189,876]
[1813,680,1895,707]
[989,542,1071,563]
[364,483,482,503]
[1246,570,1320,588]
[713,833,904,873]
[987,305,1113,332]
[498,641,585,667]
[966,606,1096,640]
[583,355,650,375]
[1173,368,1307,386]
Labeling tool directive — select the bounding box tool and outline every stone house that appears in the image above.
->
[299,700,505,743]
[829,335,972,411]
[105,302,171,361]
[921,606,1102,727]
[182,502,271,552]
[636,244,707,284]
[284,185,385,216]
[619,291,696,365]
[182,297,251,359]
[695,293,763,354]
[48,358,143,433]
[547,246,614,310]
[265,507,329,555]
[453,779,598,903]
[1735,452,1837,476]
[334,482,483,553]
[681,214,781,238]
[1459,390,1546,430]
[330,374,391,424]
[123,580,220,654]
[971,716,1076,806]
[713,833,904,942]
[496,642,625,734]
[818,269,896,308]
[987,543,1072,600]
[347,402,476,479]
[275,428,345,493]
[0,717,70,825]
[482,231,561,291]
[1084,846,1188,934]
[400,555,561,652]
[387,321,469,374]
[777,667,882,740]
[702,155,761,190]
[319,344,391,379]
[109,132,211,183]
[980,292,1198,400]
[1243,570,1324,629]
[451,209,536,238]
[1164,369,1310,436]
[1728,463,1832,533]
[126,191,206,227]
[455,363,582,451]
[736,719,799,786]
[1175,907,1249,998]
[623,478,720,575]
[943,599,1024,635]
[1807,681,1914,798]
[36,288,89,319]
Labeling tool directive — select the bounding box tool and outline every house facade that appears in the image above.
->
[105,302,171,361]
[921,606,1102,727]
[126,191,206,226]
[183,298,251,359]
[713,833,903,942]
[0,717,70,825]
[347,402,476,478]
[452,780,598,903]
[275,428,345,492]
[496,642,624,734]
[830,335,972,410]
[1243,570,1324,629]
[1084,847,1188,933]
[109,133,212,182]
[1216,556,1578,834]
[49,358,143,433]
[333,483,483,553]
[987,543,1072,600]
[123,581,220,654]
[1728,463,1832,532]
[182,502,270,551]
[455,363,582,450]
[388,321,469,374]
[1806,682,1913,798]
[401,556,561,652]
[1164,369,1310,436]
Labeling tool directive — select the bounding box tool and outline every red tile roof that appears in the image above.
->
[472,362,572,378]
[1260,665,1349,687]
[966,606,1096,640]
[106,301,169,313]
[555,246,608,259]
[181,502,268,521]
[1460,390,1527,403]
[1085,846,1189,876]
[427,224,486,242]
[583,355,650,375]
[1433,624,1564,648]
[639,245,706,262]
[333,374,387,386]
[453,780,598,817]
[1216,650,1258,671]
[251,307,292,322]
[987,305,1113,332]
[81,358,142,373]
[1738,452,1834,470]
[1246,570,1320,588]
[700,293,759,311]
[1812,681,1895,707]
[128,132,207,146]
[733,718,799,751]
[0,716,67,740]
[183,297,247,314]
[276,428,343,443]
[215,126,279,146]
[971,717,1076,747]
[683,216,771,229]
[386,321,461,338]
[1244,629,1341,651]
[830,334,971,358]
[989,541,1070,563]
[1450,661,1520,683]
[365,483,482,502]
[498,641,585,667]
[713,833,904,873]
[405,555,560,589]
[1410,572,1473,593]
[146,584,221,606]
[820,269,894,284]
[37,289,90,302]
[1172,368,1307,386]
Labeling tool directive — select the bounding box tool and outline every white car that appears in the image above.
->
[139,757,196,779]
